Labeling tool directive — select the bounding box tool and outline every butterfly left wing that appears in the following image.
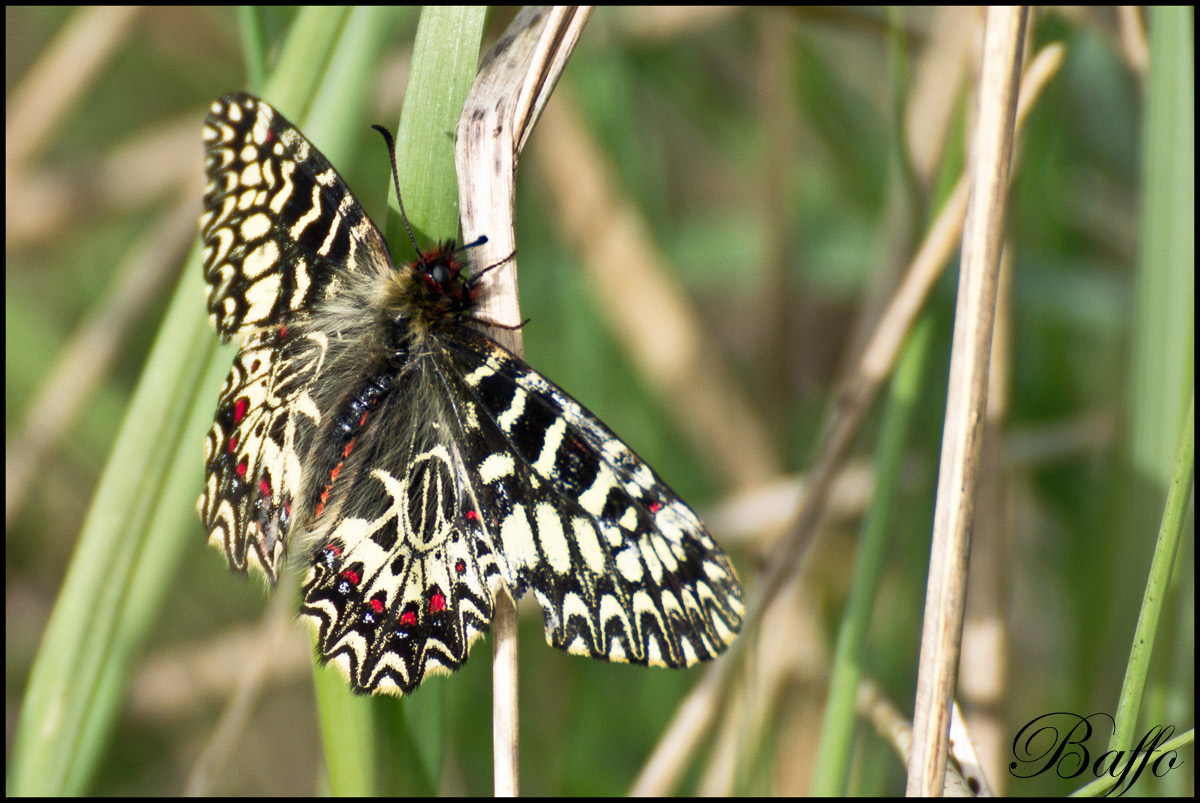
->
[199,93,395,582]
[199,326,317,581]
[200,92,392,342]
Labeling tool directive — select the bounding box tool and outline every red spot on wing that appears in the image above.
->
[233,397,249,422]
[339,569,361,587]
[314,543,341,571]
[369,597,385,615]
[400,610,417,627]
[429,591,446,614]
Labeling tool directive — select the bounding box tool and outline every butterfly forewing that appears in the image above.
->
[200,93,391,341]
[199,92,744,695]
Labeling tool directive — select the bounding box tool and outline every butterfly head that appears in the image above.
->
[378,241,480,338]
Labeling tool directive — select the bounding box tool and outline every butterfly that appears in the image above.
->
[198,92,743,694]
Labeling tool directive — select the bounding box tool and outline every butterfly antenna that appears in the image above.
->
[372,125,422,260]
[457,234,489,253]
[467,249,517,288]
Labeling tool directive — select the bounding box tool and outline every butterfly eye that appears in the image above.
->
[428,263,450,287]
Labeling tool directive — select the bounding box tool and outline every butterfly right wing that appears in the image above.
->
[435,328,744,668]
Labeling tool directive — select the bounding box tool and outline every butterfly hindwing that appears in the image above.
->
[297,346,506,693]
